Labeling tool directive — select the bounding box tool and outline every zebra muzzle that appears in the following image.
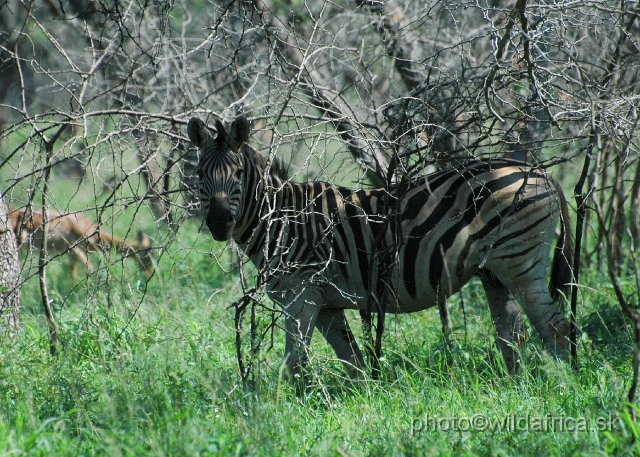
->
[206,196,235,241]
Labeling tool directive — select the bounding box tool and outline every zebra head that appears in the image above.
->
[187,116,251,241]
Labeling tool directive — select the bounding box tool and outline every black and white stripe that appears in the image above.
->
[187,116,573,377]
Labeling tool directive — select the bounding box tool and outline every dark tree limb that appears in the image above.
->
[356,0,423,94]
[252,0,390,186]
[37,124,67,356]
[630,158,640,256]
[570,144,592,370]
[593,191,640,427]
[483,0,528,123]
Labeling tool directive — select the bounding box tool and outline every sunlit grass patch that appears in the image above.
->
[1,227,639,455]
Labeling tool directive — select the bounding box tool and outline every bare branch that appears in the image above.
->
[252,0,390,186]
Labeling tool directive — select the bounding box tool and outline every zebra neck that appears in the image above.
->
[232,171,285,267]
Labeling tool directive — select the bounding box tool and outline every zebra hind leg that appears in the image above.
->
[316,308,365,378]
[518,278,569,362]
[480,273,525,374]
[499,271,570,364]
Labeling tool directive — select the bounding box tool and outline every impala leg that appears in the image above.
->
[69,247,92,279]
[69,257,79,280]
[316,308,365,377]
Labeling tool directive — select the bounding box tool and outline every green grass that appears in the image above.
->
[1,223,640,456]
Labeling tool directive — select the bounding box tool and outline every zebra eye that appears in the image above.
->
[235,168,244,179]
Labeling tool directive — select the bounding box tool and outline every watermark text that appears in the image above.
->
[411,413,622,435]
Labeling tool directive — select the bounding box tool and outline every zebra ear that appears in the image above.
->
[187,118,212,149]
[228,116,251,151]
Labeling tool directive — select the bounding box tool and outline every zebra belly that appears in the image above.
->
[261,258,371,310]
[388,230,477,314]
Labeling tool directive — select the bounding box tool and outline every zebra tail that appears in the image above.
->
[549,183,574,303]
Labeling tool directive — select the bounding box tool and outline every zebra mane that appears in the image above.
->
[240,143,290,182]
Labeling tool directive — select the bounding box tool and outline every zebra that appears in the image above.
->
[187,115,573,378]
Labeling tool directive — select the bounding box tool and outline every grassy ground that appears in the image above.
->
[1,222,639,456]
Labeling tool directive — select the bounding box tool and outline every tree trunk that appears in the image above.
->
[0,192,21,339]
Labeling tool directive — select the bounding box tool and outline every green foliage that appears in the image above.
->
[1,242,639,455]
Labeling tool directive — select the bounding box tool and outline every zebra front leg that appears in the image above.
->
[282,293,322,382]
[316,308,365,378]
